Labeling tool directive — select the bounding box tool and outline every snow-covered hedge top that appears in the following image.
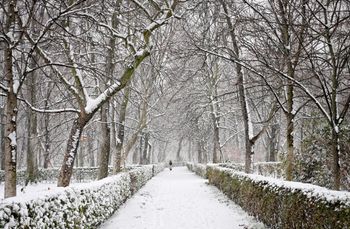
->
[218,162,283,178]
[0,165,141,184]
[0,164,165,228]
[210,165,350,207]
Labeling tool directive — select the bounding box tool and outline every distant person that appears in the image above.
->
[169,160,173,171]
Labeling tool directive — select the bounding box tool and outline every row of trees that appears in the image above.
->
[0,0,184,198]
[1,0,349,200]
[178,0,349,190]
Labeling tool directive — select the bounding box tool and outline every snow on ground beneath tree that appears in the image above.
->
[100,167,265,229]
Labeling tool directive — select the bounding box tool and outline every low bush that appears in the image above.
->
[186,163,207,178]
[206,165,350,229]
[219,162,283,178]
[0,164,164,228]
[0,165,144,185]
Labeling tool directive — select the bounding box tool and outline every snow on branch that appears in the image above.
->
[20,97,80,114]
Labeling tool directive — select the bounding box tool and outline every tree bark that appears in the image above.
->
[0,104,5,170]
[98,103,111,180]
[4,50,17,198]
[141,131,150,164]
[26,70,38,184]
[88,128,95,167]
[176,136,184,162]
[331,128,341,190]
[123,97,148,162]
[57,115,90,187]
[285,110,295,180]
[268,123,278,162]
[78,140,84,167]
[113,86,130,173]
[187,139,192,162]
[277,0,295,181]
[197,140,203,163]
[3,0,18,198]
[139,134,144,164]
[211,99,221,163]
[42,82,53,169]
[219,0,253,172]
[43,112,50,169]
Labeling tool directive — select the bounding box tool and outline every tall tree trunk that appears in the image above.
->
[88,128,95,167]
[4,51,17,198]
[79,140,84,167]
[0,103,5,170]
[268,123,278,162]
[26,71,38,184]
[4,89,17,198]
[202,141,208,163]
[42,82,53,169]
[142,131,150,164]
[187,139,192,162]
[211,100,221,163]
[98,103,111,180]
[139,134,144,164]
[279,0,295,181]
[113,86,130,174]
[43,112,50,169]
[220,0,253,173]
[124,97,148,162]
[57,115,90,187]
[148,143,152,163]
[285,109,294,180]
[197,140,202,163]
[176,137,184,162]
[110,107,117,166]
[3,0,18,197]
[331,128,341,190]
[107,8,119,168]
[327,14,341,190]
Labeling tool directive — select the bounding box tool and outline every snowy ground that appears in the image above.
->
[100,167,265,229]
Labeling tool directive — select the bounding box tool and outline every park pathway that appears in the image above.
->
[100,166,265,229]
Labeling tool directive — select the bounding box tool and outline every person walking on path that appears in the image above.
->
[169,160,173,171]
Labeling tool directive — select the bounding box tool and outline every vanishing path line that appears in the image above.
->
[100,166,265,229]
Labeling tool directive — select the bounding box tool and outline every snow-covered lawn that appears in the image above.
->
[100,167,265,229]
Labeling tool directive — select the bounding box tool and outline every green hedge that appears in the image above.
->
[207,166,350,229]
[186,163,207,178]
[218,162,283,179]
[0,166,143,185]
[187,163,350,229]
[0,164,165,228]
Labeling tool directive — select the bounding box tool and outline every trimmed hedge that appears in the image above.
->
[188,163,350,229]
[219,162,283,179]
[0,164,165,228]
[0,166,140,185]
[186,163,207,178]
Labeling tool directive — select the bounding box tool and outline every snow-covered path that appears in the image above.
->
[100,167,265,229]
